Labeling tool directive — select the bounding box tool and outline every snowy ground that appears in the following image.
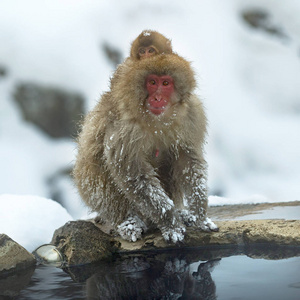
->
[0,0,299,244]
[0,194,73,252]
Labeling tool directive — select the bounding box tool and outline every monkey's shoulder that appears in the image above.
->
[92,92,119,117]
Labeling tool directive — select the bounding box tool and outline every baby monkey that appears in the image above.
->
[130,30,173,60]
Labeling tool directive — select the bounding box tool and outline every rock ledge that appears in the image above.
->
[51,219,300,266]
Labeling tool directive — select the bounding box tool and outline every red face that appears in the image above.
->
[145,74,174,116]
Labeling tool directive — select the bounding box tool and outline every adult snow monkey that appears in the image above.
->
[73,31,218,243]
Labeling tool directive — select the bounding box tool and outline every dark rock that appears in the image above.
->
[0,234,36,297]
[0,65,7,77]
[0,234,36,275]
[51,220,119,266]
[13,82,86,138]
[102,43,123,67]
[242,9,288,41]
[242,9,269,29]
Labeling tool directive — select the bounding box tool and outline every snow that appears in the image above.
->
[234,206,300,221]
[0,0,299,248]
[208,194,270,206]
[0,194,73,252]
[117,216,147,242]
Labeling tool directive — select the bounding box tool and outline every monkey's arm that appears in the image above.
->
[104,124,185,242]
[173,148,208,215]
[172,148,217,232]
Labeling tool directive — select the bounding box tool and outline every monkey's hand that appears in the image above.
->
[179,210,218,232]
[178,209,197,227]
[195,217,219,232]
[117,216,147,242]
[160,223,186,243]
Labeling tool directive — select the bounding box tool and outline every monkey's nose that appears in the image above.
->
[155,95,162,102]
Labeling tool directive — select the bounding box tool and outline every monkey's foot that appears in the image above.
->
[197,217,219,232]
[160,225,186,243]
[179,211,219,232]
[178,210,197,227]
[117,216,147,242]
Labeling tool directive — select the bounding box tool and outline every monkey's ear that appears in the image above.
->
[130,39,139,60]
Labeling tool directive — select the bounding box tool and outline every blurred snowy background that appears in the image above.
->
[1,0,300,222]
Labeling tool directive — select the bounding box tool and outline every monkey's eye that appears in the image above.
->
[149,80,156,85]
[139,48,146,54]
[163,81,169,86]
[148,47,155,53]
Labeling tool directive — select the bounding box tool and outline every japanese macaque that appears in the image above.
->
[130,30,173,60]
[73,32,218,243]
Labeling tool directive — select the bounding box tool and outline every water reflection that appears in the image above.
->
[14,246,300,299]
[84,257,219,299]
[17,265,85,300]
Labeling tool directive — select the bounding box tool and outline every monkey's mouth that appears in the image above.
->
[147,104,168,115]
[147,101,169,116]
[149,106,166,115]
